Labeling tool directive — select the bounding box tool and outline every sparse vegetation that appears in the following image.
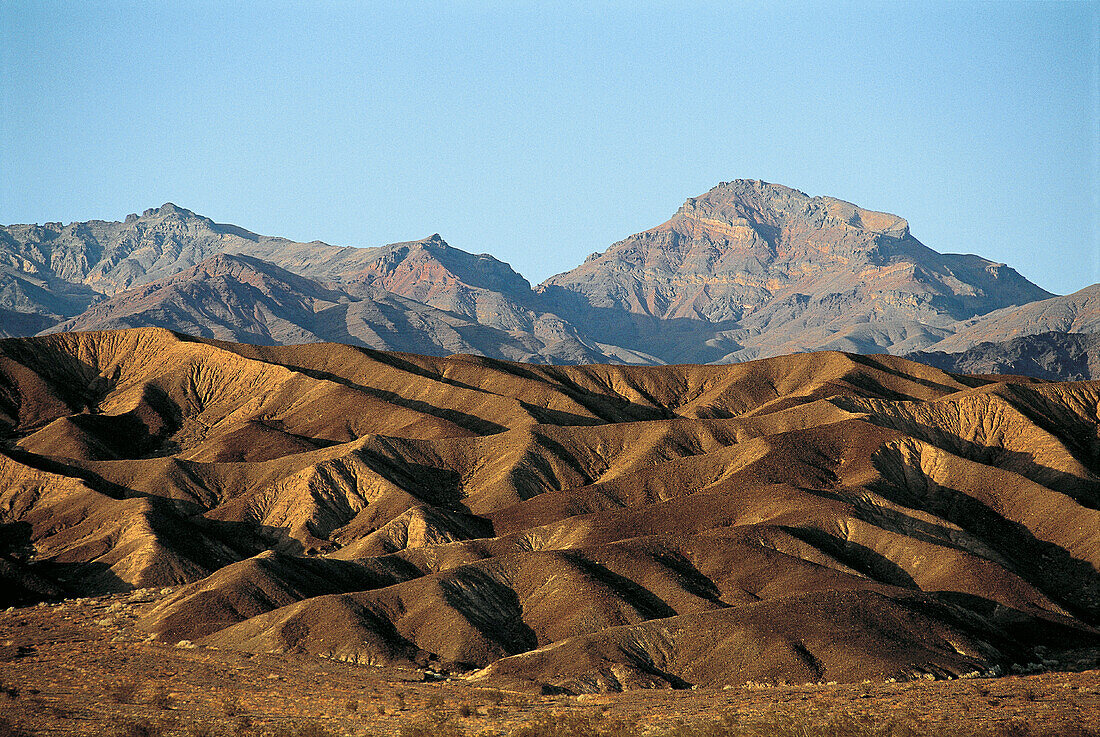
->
[221,693,242,717]
[0,716,35,737]
[109,720,167,737]
[148,685,173,710]
[110,679,140,704]
[481,688,505,705]
[290,725,340,737]
[400,718,466,737]
[382,710,1100,737]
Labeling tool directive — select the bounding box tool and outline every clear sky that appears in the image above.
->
[2,1,1097,294]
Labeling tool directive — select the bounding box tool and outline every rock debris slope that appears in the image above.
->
[0,328,1097,690]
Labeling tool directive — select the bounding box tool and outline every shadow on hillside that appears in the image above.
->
[871,445,1100,625]
[535,285,741,365]
[780,524,919,589]
[854,412,1100,510]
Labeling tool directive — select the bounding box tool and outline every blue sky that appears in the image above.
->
[2,1,1097,294]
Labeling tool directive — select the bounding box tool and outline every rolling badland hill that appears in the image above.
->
[1,328,1097,692]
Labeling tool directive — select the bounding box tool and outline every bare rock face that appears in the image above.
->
[1,209,654,365]
[539,180,1053,362]
[923,284,1100,354]
[329,235,633,361]
[0,184,1070,370]
[0,329,1097,689]
[907,332,1100,381]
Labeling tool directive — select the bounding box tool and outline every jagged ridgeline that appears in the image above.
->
[1,328,1097,691]
[7,181,1092,375]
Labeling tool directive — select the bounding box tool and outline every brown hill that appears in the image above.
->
[539,180,1053,363]
[1,329,1097,691]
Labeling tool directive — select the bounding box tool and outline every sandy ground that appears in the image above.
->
[2,590,1099,736]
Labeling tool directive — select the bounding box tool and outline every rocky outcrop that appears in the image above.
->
[907,332,1100,381]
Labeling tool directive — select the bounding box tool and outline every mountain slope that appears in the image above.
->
[39,253,653,364]
[1,329,1097,690]
[906,332,1100,381]
[1,208,651,364]
[0,186,1071,369]
[44,253,354,345]
[540,180,1054,363]
[925,284,1100,354]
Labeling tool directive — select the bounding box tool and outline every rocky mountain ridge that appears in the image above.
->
[2,181,1086,376]
[541,180,1054,362]
[42,253,650,364]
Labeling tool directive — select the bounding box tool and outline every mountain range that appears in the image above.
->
[2,180,1096,378]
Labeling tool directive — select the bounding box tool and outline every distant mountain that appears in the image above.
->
[540,180,1054,362]
[44,253,356,345]
[0,203,358,321]
[923,284,1100,354]
[0,309,58,339]
[0,184,1074,371]
[43,253,653,364]
[328,234,639,361]
[0,207,653,364]
[906,331,1100,381]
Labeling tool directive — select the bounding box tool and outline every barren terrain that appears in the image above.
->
[1,328,1099,734]
[2,589,1098,736]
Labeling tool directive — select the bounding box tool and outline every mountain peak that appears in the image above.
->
[141,202,196,219]
[541,179,1053,344]
[674,180,908,238]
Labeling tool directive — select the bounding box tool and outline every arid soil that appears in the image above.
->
[2,590,1099,737]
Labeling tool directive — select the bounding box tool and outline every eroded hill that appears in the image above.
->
[0,328,1097,692]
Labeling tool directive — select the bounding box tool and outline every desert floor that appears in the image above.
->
[1,590,1098,737]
